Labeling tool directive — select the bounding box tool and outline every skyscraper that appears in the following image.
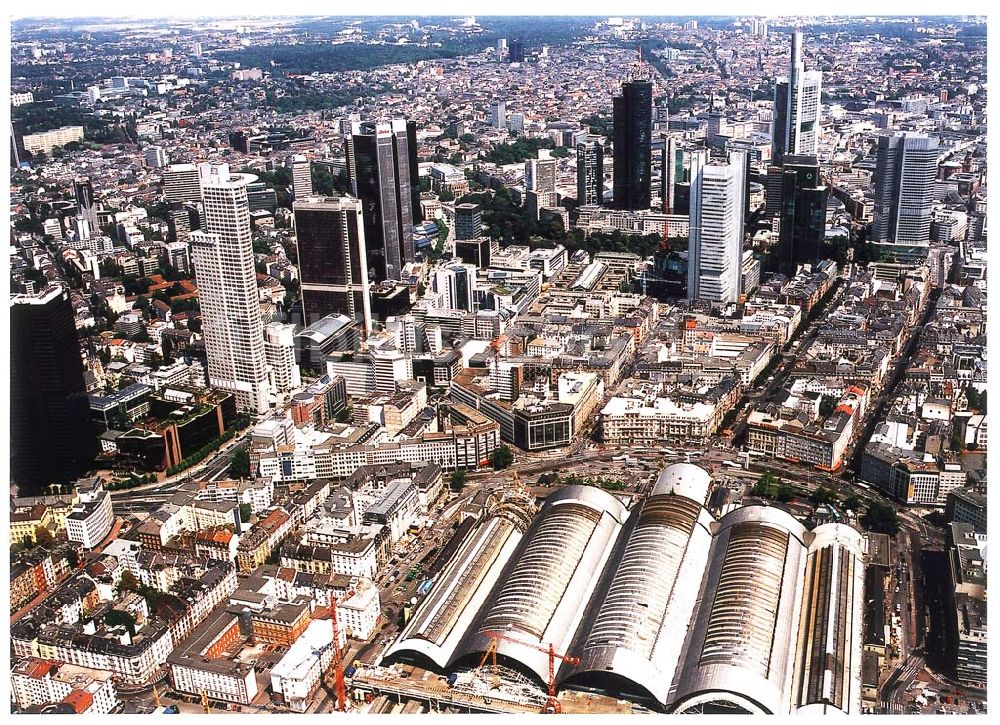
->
[11,286,98,492]
[775,155,827,273]
[263,322,301,395]
[74,177,99,232]
[687,151,747,305]
[406,120,422,224]
[346,120,416,282]
[432,261,477,312]
[525,151,558,219]
[872,132,939,244]
[613,78,653,210]
[454,203,483,240]
[287,154,313,201]
[660,137,681,214]
[190,163,272,414]
[491,100,507,130]
[577,140,605,206]
[508,39,524,63]
[163,163,202,203]
[772,30,822,163]
[294,195,372,331]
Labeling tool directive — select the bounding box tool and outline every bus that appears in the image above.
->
[722,460,741,469]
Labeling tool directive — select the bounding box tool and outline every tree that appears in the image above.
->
[841,495,862,512]
[775,484,796,503]
[861,501,900,536]
[33,526,55,548]
[809,486,837,506]
[450,468,467,492]
[490,444,515,470]
[117,570,139,595]
[65,548,80,569]
[229,448,251,479]
[819,395,838,418]
[439,188,455,202]
[239,503,252,523]
[336,406,353,423]
[104,609,136,635]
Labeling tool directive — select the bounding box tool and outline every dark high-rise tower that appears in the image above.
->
[612,79,653,210]
[294,196,371,331]
[346,120,416,282]
[576,141,605,206]
[406,120,422,224]
[508,39,525,63]
[775,155,827,273]
[11,286,98,492]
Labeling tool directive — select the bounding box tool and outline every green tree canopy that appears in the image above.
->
[861,500,900,536]
[450,468,467,492]
[490,444,515,470]
[229,448,251,479]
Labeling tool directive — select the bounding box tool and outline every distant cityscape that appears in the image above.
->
[8,13,987,716]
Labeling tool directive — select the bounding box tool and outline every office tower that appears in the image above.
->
[192,41,203,57]
[246,182,278,213]
[491,100,507,130]
[454,203,483,240]
[190,163,272,414]
[508,39,524,63]
[687,151,747,305]
[497,38,508,57]
[229,130,249,153]
[287,154,313,201]
[525,151,558,219]
[455,237,493,269]
[660,137,684,214]
[406,120,422,224]
[433,262,477,312]
[775,155,827,273]
[264,322,301,394]
[294,195,372,331]
[74,177,99,232]
[11,286,98,491]
[165,240,191,274]
[346,119,415,282]
[772,30,822,163]
[613,78,653,210]
[144,145,168,168]
[577,140,605,206]
[163,163,202,203]
[872,132,939,244]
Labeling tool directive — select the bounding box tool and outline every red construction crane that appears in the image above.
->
[322,592,352,712]
[481,630,580,714]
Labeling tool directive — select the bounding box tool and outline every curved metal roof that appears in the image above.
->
[454,485,628,685]
[566,478,715,705]
[669,505,808,714]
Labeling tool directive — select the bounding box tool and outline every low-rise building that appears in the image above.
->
[11,658,119,714]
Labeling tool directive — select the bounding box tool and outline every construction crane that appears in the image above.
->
[199,689,210,714]
[323,594,352,712]
[476,637,501,690]
[481,630,580,714]
[152,685,161,710]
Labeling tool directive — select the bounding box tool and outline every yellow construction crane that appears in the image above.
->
[476,636,501,690]
[152,685,161,709]
[199,689,210,714]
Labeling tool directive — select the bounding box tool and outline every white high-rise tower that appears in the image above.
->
[772,30,822,162]
[687,151,747,305]
[190,163,273,414]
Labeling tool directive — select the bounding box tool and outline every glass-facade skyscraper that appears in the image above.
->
[613,79,653,211]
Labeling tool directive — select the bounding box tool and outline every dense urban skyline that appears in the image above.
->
[8,12,987,717]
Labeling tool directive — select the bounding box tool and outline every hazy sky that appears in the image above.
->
[11,1,987,21]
